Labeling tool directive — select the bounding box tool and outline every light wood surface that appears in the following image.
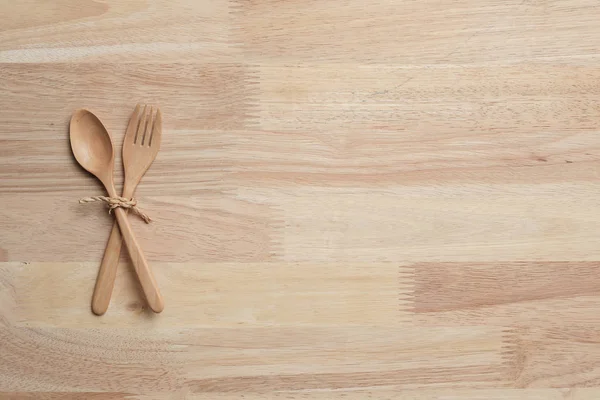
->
[2,0,600,398]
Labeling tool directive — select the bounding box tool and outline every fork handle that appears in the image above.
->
[91,219,123,315]
[113,207,164,313]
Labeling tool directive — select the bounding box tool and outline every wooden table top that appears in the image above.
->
[2,1,600,398]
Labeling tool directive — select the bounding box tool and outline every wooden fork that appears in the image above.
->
[91,105,164,315]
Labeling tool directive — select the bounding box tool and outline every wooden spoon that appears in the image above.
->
[70,109,164,313]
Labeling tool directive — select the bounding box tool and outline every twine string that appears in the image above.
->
[79,196,152,223]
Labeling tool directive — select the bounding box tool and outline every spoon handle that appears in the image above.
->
[91,220,123,315]
[92,180,137,315]
[113,207,164,313]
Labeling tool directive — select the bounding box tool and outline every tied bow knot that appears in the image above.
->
[79,196,152,223]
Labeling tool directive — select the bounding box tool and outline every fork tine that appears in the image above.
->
[149,108,162,147]
[135,104,148,144]
[125,104,142,144]
[142,106,154,146]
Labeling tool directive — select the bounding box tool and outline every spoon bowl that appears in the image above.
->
[70,109,115,186]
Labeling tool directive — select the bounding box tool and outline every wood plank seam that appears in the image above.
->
[502,327,521,388]
[398,265,415,320]
[239,66,261,129]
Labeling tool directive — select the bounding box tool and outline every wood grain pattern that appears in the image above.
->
[6,262,406,327]
[236,0,600,64]
[0,0,237,62]
[1,324,510,392]
[412,262,600,327]
[3,0,600,397]
[2,389,600,399]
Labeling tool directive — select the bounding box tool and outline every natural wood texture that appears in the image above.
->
[235,0,600,64]
[70,109,164,313]
[3,0,600,397]
[92,105,162,315]
[2,389,600,400]
[4,262,406,327]
[0,0,237,62]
